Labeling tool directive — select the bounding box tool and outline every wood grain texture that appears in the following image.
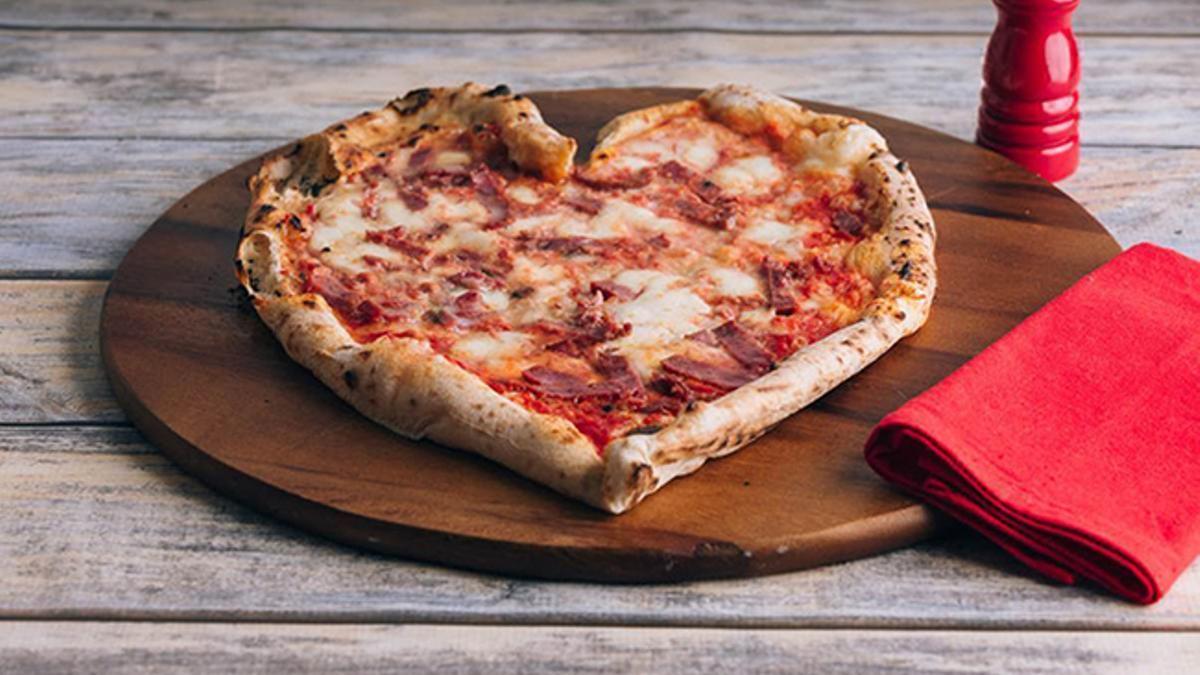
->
[1,31,1197,146]
[0,139,264,277]
[1061,147,1200,256]
[0,281,121,423]
[0,0,1196,34]
[3,623,1199,674]
[4,426,1198,627]
[1,142,1196,278]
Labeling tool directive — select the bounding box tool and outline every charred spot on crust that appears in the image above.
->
[304,178,333,197]
[285,143,303,157]
[899,261,913,279]
[513,94,526,101]
[483,84,511,97]
[894,310,908,321]
[343,370,359,390]
[627,425,663,436]
[255,204,276,220]
[896,160,909,173]
[396,88,434,115]
[301,299,316,308]
[403,87,432,101]
[286,214,304,230]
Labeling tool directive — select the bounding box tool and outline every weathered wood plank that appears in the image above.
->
[0,281,120,423]
[1061,146,1200,256]
[3,623,1198,674]
[0,0,1195,35]
[0,141,1194,277]
[0,31,1196,146]
[1,426,1197,627]
[0,139,265,277]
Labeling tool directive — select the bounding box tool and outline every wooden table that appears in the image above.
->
[2,2,1198,671]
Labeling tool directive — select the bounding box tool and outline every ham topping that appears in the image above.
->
[590,280,636,301]
[522,353,644,400]
[661,355,761,390]
[713,321,774,372]
[365,227,430,260]
[762,259,797,315]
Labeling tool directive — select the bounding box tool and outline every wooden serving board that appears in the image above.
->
[100,88,1120,582]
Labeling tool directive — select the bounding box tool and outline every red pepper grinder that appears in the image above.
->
[977,0,1080,182]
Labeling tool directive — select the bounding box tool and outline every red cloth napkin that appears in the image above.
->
[865,243,1200,604]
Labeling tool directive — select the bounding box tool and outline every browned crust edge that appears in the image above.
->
[236,83,936,514]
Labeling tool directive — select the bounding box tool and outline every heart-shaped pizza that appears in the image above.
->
[236,83,936,513]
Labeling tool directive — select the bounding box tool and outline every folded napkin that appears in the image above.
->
[865,243,1200,604]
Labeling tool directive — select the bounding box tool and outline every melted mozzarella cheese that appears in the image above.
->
[737,307,775,328]
[434,150,472,169]
[559,209,627,239]
[741,218,817,256]
[742,218,794,246]
[707,267,761,297]
[426,192,489,225]
[511,257,567,285]
[607,154,654,173]
[507,184,542,205]
[450,332,531,377]
[375,186,433,231]
[621,126,720,172]
[680,135,720,171]
[799,124,886,174]
[326,242,404,275]
[710,155,782,194]
[593,200,682,236]
[609,270,711,374]
[430,220,498,255]
[508,212,566,235]
[480,288,511,312]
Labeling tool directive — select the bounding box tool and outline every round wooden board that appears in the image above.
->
[101,88,1120,582]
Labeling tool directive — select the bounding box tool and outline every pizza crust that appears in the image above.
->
[237,83,936,514]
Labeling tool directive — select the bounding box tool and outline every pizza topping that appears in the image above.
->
[521,353,643,401]
[661,355,760,390]
[762,260,798,315]
[522,367,593,398]
[562,192,605,215]
[592,352,645,397]
[365,227,430,261]
[451,267,504,289]
[712,321,774,372]
[303,266,383,328]
[590,280,636,302]
[452,290,488,319]
[832,210,864,236]
[285,103,882,451]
